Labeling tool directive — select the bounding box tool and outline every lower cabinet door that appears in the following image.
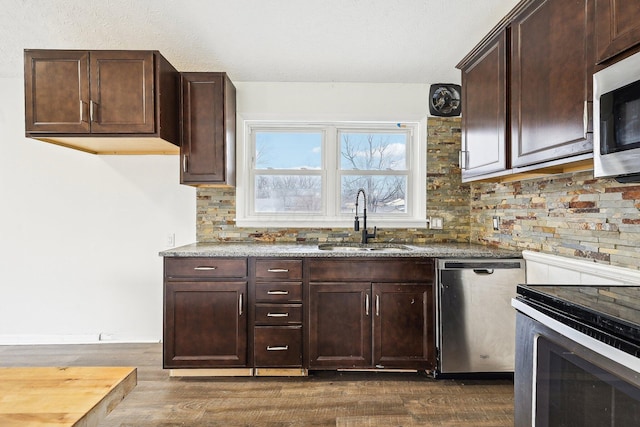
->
[163,281,247,368]
[308,282,372,369]
[373,283,434,369]
[254,326,302,367]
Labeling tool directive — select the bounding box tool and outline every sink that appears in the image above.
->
[317,243,411,252]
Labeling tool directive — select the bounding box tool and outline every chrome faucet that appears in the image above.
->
[354,188,377,244]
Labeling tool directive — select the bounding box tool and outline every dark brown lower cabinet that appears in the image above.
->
[163,281,247,368]
[308,280,434,370]
[308,282,372,369]
[162,256,435,374]
[254,326,302,367]
[373,283,433,369]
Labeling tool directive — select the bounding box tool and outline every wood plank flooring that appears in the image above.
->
[0,343,514,426]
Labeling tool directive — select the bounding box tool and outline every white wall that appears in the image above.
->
[235,82,431,120]
[0,78,195,344]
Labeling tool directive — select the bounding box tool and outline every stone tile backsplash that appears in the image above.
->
[471,172,640,269]
[196,117,640,270]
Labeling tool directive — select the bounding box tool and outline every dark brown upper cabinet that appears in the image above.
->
[510,0,593,168]
[457,0,594,182]
[459,30,509,181]
[595,0,640,63]
[24,49,179,154]
[180,72,236,186]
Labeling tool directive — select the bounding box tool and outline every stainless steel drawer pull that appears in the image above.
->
[365,294,370,316]
[266,346,289,351]
[267,312,289,318]
[375,295,380,316]
[267,268,289,273]
[267,290,289,295]
[194,266,217,271]
[239,293,244,316]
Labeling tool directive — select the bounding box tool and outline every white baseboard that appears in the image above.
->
[0,334,161,345]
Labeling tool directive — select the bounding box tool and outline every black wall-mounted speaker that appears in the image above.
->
[429,84,462,117]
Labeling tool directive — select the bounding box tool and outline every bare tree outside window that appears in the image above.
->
[340,132,408,214]
[254,131,323,213]
[255,175,322,213]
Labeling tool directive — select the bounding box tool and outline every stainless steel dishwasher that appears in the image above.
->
[436,258,525,377]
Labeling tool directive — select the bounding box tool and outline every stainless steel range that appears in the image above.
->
[513,285,640,426]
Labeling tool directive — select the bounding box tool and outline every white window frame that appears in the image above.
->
[236,119,426,228]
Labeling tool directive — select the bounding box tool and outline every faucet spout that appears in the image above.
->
[354,188,377,244]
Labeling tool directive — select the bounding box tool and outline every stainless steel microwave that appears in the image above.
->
[594,51,640,182]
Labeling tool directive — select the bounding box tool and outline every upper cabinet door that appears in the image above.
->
[510,0,593,168]
[24,50,90,133]
[595,0,640,63]
[89,51,155,134]
[180,72,236,186]
[460,31,508,180]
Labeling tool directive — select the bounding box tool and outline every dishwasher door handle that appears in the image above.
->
[473,269,494,274]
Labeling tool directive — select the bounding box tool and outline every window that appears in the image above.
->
[237,121,425,228]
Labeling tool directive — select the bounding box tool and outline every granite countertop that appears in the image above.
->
[159,242,521,258]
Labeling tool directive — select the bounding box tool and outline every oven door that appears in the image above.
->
[514,305,640,426]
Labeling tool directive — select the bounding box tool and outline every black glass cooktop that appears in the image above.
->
[517,285,640,356]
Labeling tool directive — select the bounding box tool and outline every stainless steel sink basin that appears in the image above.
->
[317,243,411,252]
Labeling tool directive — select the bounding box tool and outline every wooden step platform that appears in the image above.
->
[0,366,136,427]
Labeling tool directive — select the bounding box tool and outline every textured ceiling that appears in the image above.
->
[2,0,519,83]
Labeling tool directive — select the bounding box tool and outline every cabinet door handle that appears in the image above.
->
[267,268,289,273]
[194,266,216,271]
[238,293,244,316]
[583,100,589,137]
[267,312,289,318]
[267,290,289,295]
[375,295,380,316]
[266,345,289,351]
[183,155,188,173]
[365,294,370,316]
[79,100,87,122]
[90,100,98,122]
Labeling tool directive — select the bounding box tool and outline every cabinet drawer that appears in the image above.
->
[255,282,302,302]
[308,258,434,282]
[255,304,302,325]
[255,259,302,280]
[254,326,302,367]
[165,257,247,279]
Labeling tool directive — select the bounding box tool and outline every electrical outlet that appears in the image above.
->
[430,217,444,230]
[166,233,175,247]
[492,216,500,231]
[99,333,114,341]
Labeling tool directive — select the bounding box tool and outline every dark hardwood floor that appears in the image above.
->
[0,343,514,426]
